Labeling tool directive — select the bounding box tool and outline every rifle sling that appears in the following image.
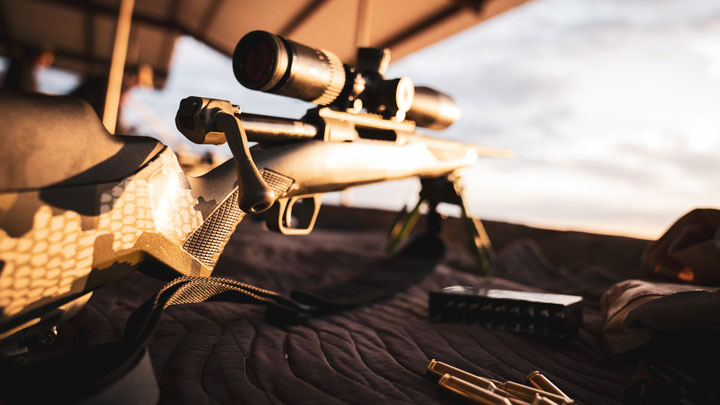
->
[267,233,445,323]
[1,234,444,403]
[1,277,293,403]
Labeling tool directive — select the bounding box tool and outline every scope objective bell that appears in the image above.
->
[233,31,345,106]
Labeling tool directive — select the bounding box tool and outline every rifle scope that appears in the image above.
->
[233,31,345,106]
[233,31,460,129]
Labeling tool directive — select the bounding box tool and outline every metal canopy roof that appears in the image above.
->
[0,0,529,88]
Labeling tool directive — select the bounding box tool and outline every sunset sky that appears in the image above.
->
[19,0,720,239]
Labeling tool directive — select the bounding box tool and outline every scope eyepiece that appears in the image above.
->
[233,31,345,106]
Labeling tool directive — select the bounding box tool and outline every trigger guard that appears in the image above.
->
[265,194,322,235]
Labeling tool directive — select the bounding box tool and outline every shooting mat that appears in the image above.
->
[52,209,642,404]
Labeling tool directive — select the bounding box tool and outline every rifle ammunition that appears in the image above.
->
[492,387,532,405]
[426,359,497,390]
[497,381,573,404]
[438,374,512,405]
[527,371,571,402]
[428,286,583,338]
[532,393,560,405]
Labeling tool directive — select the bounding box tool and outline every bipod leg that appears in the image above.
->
[387,199,424,254]
[458,194,494,276]
[426,201,442,236]
[419,175,495,276]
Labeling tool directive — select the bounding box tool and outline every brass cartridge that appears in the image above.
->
[498,381,573,404]
[527,371,571,402]
[532,393,559,405]
[439,374,512,405]
[426,359,497,390]
[492,387,532,405]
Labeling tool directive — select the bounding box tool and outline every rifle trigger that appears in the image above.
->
[265,194,322,235]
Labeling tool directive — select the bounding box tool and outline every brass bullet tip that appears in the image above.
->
[533,393,561,405]
[438,374,512,405]
[525,371,572,403]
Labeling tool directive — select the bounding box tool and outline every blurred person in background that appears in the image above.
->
[1,46,54,92]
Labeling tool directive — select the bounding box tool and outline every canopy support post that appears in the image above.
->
[102,0,135,134]
[355,0,373,48]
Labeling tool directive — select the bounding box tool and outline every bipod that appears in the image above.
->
[387,175,495,275]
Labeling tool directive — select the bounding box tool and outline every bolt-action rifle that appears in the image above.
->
[0,31,505,348]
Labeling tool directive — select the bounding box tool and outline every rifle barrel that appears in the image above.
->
[238,112,317,142]
[410,134,513,159]
[237,111,512,159]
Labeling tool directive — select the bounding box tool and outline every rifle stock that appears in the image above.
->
[0,99,495,341]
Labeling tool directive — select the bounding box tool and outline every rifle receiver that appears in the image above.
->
[175,96,276,214]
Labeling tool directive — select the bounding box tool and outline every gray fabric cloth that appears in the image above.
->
[642,208,720,284]
[601,280,718,354]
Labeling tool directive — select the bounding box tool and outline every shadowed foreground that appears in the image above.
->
[55,206,647,404]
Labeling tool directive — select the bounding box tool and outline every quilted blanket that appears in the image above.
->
[56,208,646,404]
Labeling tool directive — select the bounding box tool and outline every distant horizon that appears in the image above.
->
[8,0,720,240]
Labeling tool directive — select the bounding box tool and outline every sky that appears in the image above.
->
[383,0,720,239]
[15,0,720,239]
